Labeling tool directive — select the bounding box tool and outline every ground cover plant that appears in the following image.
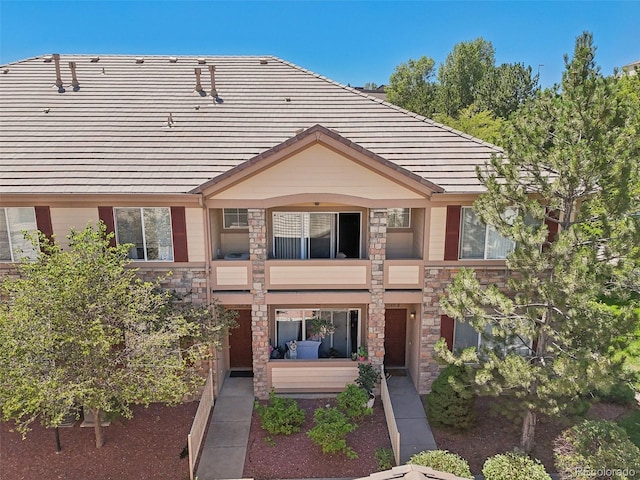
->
[482,452,551,480]
[408,450,473,478]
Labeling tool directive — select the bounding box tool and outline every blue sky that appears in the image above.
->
[0,1,637,88]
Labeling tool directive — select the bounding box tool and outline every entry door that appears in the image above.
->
[229,310,253,369]
[384,309,407,368]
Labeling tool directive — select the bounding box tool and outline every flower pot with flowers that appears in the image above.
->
[357,345,368,362]
[307,316,335,340]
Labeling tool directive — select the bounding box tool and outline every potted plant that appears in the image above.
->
[307,316,335,340]
[356,362,380,407]
[357,345,368,361]
[351,352,358,361]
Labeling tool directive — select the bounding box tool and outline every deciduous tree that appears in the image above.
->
[386,56,439,118]
[0,224,236,448]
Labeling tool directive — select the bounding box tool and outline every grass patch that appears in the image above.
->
[617,409,640,448]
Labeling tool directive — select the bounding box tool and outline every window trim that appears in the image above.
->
[222,208,249,230]
[387,208,411,229]
[114,207,174,262]
[0,207,39,262]
[452,319,531,357]
[459,206,515,260]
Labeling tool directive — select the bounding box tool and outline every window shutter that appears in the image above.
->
[443,205,461,261]
[171,206,189,262]
[98,206,116,247]
[34,206,53,243]
[544,208,559,247]
[440,315,455,352]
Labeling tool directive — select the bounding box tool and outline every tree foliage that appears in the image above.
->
[437,32,640,453]
[0,223,237,448]
[386,56,438,118]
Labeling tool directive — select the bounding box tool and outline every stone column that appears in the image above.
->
[367,208,387,369]
[248,208,269,399]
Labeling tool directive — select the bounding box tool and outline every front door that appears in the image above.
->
[229,309,253,369]
[384,309,407,368]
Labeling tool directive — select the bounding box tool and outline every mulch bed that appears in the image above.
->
[0,402,198,480]
[243,397,392,479]
[429,396,634,475]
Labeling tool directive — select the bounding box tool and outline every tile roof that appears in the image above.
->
[0,54,501,195]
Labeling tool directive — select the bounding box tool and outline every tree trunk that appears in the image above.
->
[520,408,537,453]
[93,408,104,448]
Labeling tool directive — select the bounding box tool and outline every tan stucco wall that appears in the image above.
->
[186,208,206,262]
[428,207,446,261]
[213,144,425,201]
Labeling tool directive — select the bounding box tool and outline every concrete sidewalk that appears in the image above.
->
[386,374,437,463]
[195,376,254,480]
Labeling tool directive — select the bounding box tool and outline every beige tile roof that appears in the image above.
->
[0,54,501,195]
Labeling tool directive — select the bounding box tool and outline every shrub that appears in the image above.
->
[407,450,473,479]
[554,420,640,479]
[617,410,640,448]
[482,452,551,480]
[596,381,637,406]
[374,447,394,470]
[254,390,306,436]
[356,362,380,393]
[337,384,373,421]
[307,406,357,459]
[425,364,476,430]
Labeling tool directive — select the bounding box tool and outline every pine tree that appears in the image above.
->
[437,32,640,453]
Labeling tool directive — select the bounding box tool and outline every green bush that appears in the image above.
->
[254,390,306,436]
[554,420,640,479]
[596,382,637,406]
[482,452,551,480]
[374,447,394,470]
[425,364,476,430]
[617,410,640,448]
[356,363,380,393]
[407,450,473,479]
[307,406,357,459]
[337,384,372,421]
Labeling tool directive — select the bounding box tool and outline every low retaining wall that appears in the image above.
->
[188,369,214,480]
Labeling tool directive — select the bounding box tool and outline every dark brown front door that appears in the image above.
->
[384,309,407,368]
[229,310,253,369]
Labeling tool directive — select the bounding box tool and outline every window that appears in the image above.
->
[453,320,530,357]
[272,212,361,259]
[275,308,360,358]
[0,207,38,262]
[114,207,173,261]
[387,208,410,228]
[223,208,248,229]
[459,207,516,259]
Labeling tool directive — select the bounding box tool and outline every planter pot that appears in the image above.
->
[366,392,375,408]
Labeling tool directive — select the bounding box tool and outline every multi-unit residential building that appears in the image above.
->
[0,54,531,399]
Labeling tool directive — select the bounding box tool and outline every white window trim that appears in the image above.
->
[114,207,174,262]
[453,319,531,356]
[459,206,516,260]
[0,207,38,262]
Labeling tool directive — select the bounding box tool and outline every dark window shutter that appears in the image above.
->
[98,206,116,247]
[440,315,455,352]
[34,206,53,243]
[171,206,189,262]
[544,208,559,248]
[443,205,461,261]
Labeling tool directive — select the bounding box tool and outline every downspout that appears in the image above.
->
[199,194,214,374]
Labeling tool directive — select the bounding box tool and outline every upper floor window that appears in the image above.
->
[0,207,38,262]
[272,211,361,259]
[459,207,516,260]
[387,208,410,228]
[114,207,173,261]
[454,319,530,357]
[223,208,249,229]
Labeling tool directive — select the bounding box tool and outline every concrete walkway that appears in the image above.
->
[386,374,437,463]
[196,376,254,480]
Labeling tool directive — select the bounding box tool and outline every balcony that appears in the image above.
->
[384,260,423,289]
[266,259,370,290]
[211,259,251,290]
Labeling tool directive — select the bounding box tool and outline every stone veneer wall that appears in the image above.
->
[248,208,270,400]
[418,265,510,394]
[367,209,387,369]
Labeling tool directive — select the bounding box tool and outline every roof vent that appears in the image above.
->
[208,65,218,97]
[68,62,80,90]
[169,57,178,63]
[135,57,144,64]
[167,113,175,127]
[90,56,100,63]
[2,68,9,74]
[194,67,204,93]
[43,55,53,63]
[53,54,64,92]
[259,58,268,65]
[197,57,206,64]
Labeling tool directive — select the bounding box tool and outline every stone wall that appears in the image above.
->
[367,209,387,369]
[418,265,510,393]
